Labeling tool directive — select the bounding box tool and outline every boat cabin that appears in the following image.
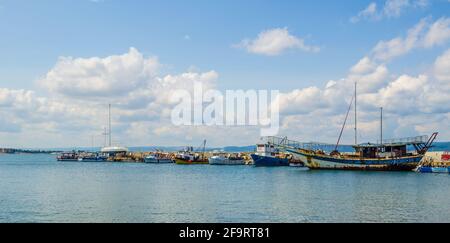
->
[100,146,129,157]
[353,143,408,158]
[256,143,280,157]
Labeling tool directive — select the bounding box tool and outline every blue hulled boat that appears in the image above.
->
[416,166,450,173]
[415,152,450,173]
[251,143,289,167]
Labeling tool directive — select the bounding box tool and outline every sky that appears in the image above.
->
[0,0,449,148]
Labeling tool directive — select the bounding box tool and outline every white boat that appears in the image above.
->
[144,154,173,164]
[208,154,245,165]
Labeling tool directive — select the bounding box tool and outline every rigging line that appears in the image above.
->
[335,94,355,152]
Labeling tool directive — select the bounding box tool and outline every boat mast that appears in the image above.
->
[103,127,107,147]
[202,139,206,158]
[108,104,112,147]
[335,94,354,151]
[380,107,383,146]
[354,82,357,146]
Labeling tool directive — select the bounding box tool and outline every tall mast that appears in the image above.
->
[354,82,357,146]
[335,94,354,151]
[108,104,112,147]
[202,139,206,158]
[103,127,107,147]
[380,107,383,146]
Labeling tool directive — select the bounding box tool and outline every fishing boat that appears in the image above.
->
[288,137,436,171]
[251,143,289,167]
[286,83,438,171]
[57,151,79,162]
[144,153,174,164]
[415,152,450,173]
[174,140,209,165]
[208,153,245,165]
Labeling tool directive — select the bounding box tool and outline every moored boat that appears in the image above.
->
[144,153,174,163]
[285,83,437,171]
[287,141,431,171]
[77,153,108,162]
[57,152,79,161]
[251,143,289,167]
[415,152,450,173]
[416,165,450,173]
[175,140,209,165]
[209,153,245,165]
[174,152,209,164]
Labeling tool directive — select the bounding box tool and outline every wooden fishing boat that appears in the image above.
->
[175,140,209,165]
[287,82,438,171]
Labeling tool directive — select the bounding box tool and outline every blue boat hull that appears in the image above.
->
[251,154,289,167]
[417,166,450,173]
[78,157,107,162]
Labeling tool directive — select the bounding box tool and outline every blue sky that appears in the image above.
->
[0,0,449,148]
[1,0,447,90]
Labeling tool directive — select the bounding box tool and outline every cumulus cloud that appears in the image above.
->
[40,47,160,98]
[273,19,450,143]
[235,28,320,56]
[0,47,223,147]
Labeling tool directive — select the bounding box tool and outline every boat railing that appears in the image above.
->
[262,136,333,151]
[376,135,428,145]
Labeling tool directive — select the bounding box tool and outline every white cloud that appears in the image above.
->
[273,18,450,143]
[40,47,160,98]
[351,2,378,23]
[384,0,412,17]
[351,0,429,23]
[371,17,450,61]
[372,18,428,61]
[424,17,450,47]
[350,56,377,74]
[235,28,320,56]
[434,48,450,82]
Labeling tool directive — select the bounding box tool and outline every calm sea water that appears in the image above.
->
[0,154,449,223]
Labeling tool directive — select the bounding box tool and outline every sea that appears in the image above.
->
[0,143,449,223]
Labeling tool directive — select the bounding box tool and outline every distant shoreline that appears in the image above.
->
[1,142,449,154]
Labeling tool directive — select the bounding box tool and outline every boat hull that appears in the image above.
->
[57,159,79,162]
[144,158,174,163]
[78,158,107,162]
[174,158,209,165]
[251,154,289,167]
[416,166,450,173]
[287,149,423,171]
[208,157,245,165]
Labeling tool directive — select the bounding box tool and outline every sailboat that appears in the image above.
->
[100,104,128,157]
[287,82,438,171]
